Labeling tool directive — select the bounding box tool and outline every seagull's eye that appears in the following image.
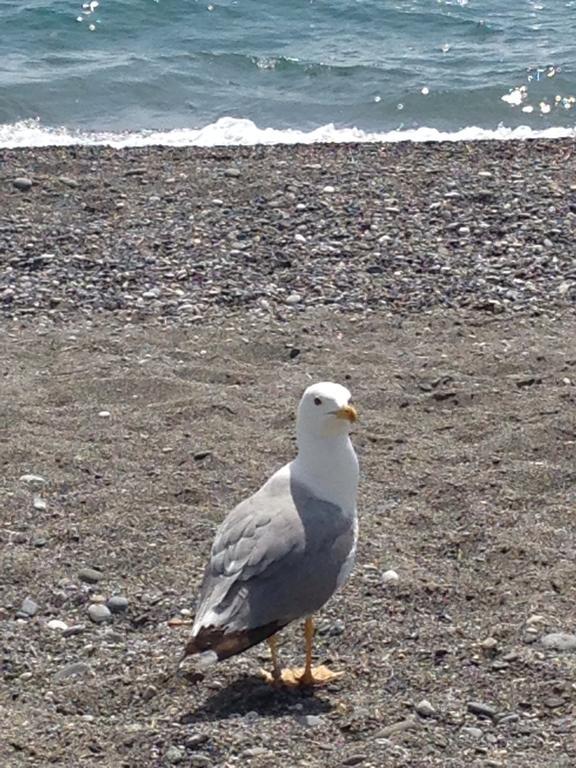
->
[314,397,322,406]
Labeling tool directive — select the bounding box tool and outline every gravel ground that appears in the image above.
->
[1,141,576,767]
[0,140,575,322]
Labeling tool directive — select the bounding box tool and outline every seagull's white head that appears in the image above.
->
[296,381,358,440]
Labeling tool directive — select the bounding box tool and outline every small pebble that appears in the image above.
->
[468,701,498,719]
[540,632,576,651]
[188,757,213,768]
[58,176,79,188]
[341,755,367,767]
[13,177,33,191]
[377,717,416,738]
[98,410,111,418]
[88,604,113,624]
[78,567,104,584]
[165,745,186,764]
[47,619,68,631]
[54,661,93,681]
[19,473,46,486]
[461,726,483,739]
[544,696,566,709]
[415,699,437,718]
[107,596,129,614]
[382,569,400,584]
[286,293,302,305]
[33,497,47,511]
[20,597,39,617]
[90,594,107,604]
[497,712,520,725]
[481,636,498,650]
[223,168,241,178]
[63,624,86,637]
[296,714,323,727]
[322,185,336,193]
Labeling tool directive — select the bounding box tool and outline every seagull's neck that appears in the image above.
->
[292,431,359,511]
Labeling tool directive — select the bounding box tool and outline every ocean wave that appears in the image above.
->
[1,117,575,149]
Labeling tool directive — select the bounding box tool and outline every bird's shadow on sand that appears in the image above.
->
[178,673,334,724]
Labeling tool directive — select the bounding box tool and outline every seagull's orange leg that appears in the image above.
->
[260,635,284,685]
[268,635,281,681]
[262,617,343,687]
[296,617,342,686]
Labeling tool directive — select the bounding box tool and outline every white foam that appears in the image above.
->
[1,116,575,148]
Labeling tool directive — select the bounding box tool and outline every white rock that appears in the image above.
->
[33,497,47,511]
[98,411,111,418]
[47,619,68,631]
[286,293,302,305]
[382,569,400,584]
[415,699,437,718]
[19,474,46,486]
[322,185,336,193]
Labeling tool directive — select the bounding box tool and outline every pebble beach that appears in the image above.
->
[1,139,575,324]
[1,140,576,767]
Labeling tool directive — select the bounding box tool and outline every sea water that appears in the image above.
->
[0,0,575,146]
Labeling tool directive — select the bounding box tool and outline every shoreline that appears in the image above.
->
[2,121,576,150]
[1,139,575,324]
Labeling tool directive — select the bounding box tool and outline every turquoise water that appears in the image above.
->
[1,0,575,145]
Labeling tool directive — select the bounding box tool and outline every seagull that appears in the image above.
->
[182,381,359,686]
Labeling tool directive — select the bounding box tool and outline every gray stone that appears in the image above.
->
[20,597,39,617]
[63,624,86,637]
[188,757,212,768]
[58,176,79,188]
[88,604,112,624]
[341,756,367,767]
[296,714,323,727]
[286,293,302,305]
[54,662,93,682]
[223,168,241,178]
[467,701,497,719]
[540,632,576,651]
[497,712,520,725]
[13,177,33,191]
[165,745,185,764]
[107,595,129,614]
[415,699,437,718]
[461,726,483,739]
[78,567,104,584]
[377,717,417,738]
[33,497,47,511]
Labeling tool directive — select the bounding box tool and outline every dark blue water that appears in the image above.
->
[0,0,575,145]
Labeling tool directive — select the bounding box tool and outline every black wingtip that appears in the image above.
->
[182,621,283,662]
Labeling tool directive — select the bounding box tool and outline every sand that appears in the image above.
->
[1,141,576,768]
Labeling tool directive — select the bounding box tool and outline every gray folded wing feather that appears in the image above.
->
[192,472,356,635]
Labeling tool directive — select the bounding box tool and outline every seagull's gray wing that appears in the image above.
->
[185,472,355,660]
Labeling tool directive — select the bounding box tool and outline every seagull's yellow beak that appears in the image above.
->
[335,404,358,423]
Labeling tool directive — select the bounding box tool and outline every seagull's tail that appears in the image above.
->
[182,621,283,662]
